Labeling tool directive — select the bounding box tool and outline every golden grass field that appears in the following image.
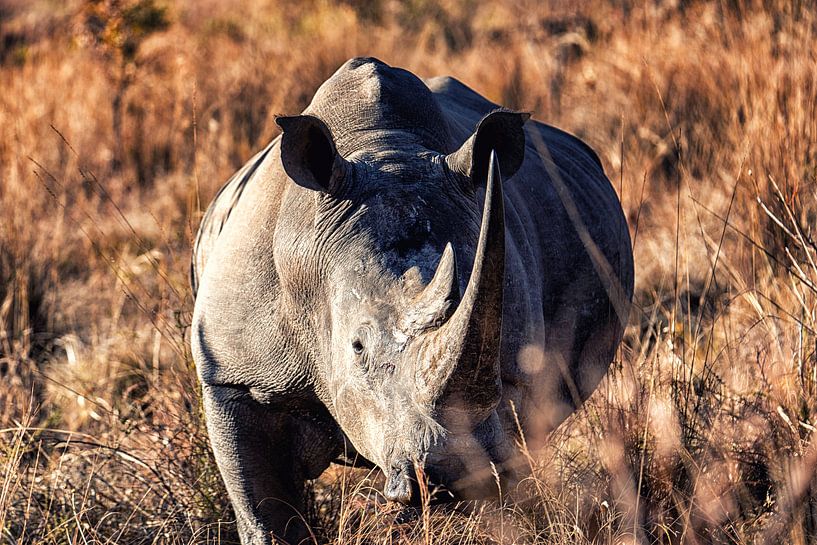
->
[1,0,816,543]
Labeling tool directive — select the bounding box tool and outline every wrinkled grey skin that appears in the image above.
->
[191,57,634,545]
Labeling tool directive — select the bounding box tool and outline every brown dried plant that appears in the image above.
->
[1,0,816,543]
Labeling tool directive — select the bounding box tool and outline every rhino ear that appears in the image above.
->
[445,109,530,185]
[276,114,346,193]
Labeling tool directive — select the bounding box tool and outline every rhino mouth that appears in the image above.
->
[383,450,515,506]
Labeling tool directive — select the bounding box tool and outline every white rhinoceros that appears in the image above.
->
[191,57,633,544]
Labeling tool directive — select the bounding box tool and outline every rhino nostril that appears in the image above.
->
[384,463,413,504]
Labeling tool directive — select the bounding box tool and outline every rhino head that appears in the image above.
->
[272,102,528,504]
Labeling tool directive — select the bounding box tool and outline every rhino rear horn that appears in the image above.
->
[400,243,460,335]
[277,114,348,193]
[444,109,530,186]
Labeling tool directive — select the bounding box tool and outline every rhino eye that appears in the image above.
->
[352,338,365,355]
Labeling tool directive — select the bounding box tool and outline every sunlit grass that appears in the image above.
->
[1,0,816,543]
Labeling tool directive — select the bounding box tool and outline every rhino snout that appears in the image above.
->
[384,460,417,504]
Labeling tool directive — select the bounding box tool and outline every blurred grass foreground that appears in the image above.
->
[2,0,817,543]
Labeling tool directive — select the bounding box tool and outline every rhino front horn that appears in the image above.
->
[423,149,505,409]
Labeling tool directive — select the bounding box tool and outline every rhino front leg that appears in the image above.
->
[202,384,338,545]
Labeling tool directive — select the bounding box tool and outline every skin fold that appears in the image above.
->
[191,57,634,545]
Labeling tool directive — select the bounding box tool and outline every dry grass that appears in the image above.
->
[2,0,817,543]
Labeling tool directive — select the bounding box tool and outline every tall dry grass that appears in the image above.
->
[1,0,816,543]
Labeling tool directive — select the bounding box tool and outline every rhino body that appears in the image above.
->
[191,57,633,544]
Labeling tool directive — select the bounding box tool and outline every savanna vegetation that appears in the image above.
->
[1,0,816,543]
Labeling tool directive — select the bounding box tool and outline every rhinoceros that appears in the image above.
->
[191,57,633,544]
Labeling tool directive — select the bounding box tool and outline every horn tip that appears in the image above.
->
[488,149,501,176]
[439,242,457,276]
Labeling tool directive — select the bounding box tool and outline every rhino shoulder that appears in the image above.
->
[191,142,276,296]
